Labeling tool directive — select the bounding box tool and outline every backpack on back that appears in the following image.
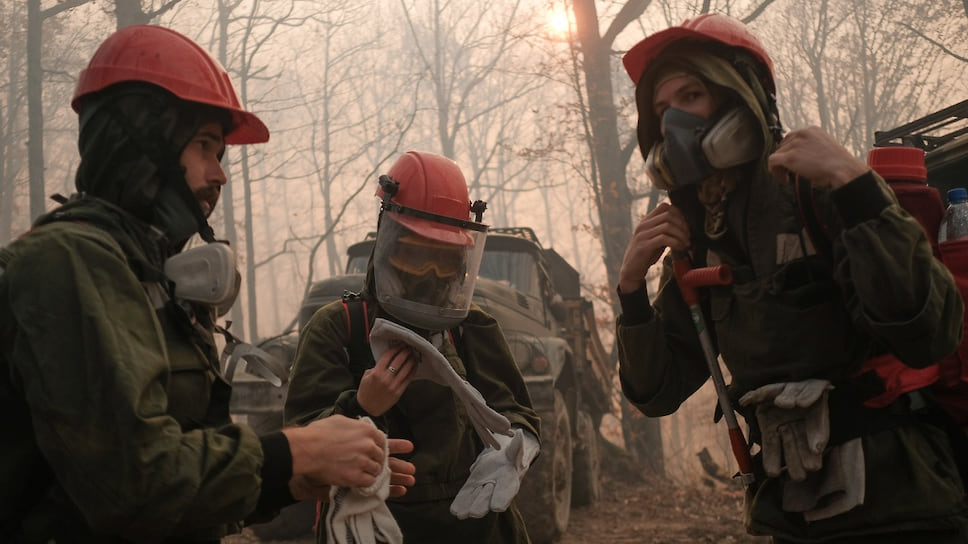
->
[796,173,968,433]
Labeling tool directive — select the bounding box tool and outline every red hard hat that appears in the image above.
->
[867,146,927,183]
[71,25,268,145]
[622,13,775,92]
[377,151,475,246]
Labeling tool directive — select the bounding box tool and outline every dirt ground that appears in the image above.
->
[556,456,769,544]
[224,444,770,544]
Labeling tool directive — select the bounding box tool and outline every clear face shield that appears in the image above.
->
[373,213,487,331]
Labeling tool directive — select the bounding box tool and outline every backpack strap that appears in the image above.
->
[794,175,833,258]
[340,292,374,383]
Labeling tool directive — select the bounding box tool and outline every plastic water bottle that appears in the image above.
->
[939,188,968,242]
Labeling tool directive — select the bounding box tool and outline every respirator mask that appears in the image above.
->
[163,241,240,316]
[646,106,762,191]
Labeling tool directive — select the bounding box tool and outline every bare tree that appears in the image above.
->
[112,0,181,28]
[774,0,959,154]
[397,0,547,203]
[254,1,421,334]
[25,1,187,225]
[25,0,92,222]
[182,0,313,340]
[0,2,28,241]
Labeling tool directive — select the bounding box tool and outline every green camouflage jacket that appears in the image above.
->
[0,199,284,543]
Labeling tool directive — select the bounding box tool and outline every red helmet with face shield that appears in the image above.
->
[71,25,268,145]
[376,151,482,245]
[373,151,488,331]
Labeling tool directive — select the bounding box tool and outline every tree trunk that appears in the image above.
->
[571,0,664,472]
[26,0,44,223]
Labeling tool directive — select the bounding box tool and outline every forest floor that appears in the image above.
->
[224,441,771,544]
[556,445,769,544]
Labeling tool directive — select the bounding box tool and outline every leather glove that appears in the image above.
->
[369,318,512,450]
[739,379,833,482]
[449,427,540,519]
[325,417,403,544]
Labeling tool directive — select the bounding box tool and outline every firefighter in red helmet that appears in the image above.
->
[615,13,968,543]
[0,25,415,542]
[286,151,540,544]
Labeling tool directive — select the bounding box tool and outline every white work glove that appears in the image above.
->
[325,417,402,544]
[739,379,833,482]
[369,318,512,450]
[449,427,540,519]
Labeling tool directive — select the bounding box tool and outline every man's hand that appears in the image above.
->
[387,438,416,498]
[357,343,418,416]
[619,202,690,293]
[288,475,331,502]
[768,126,869,189]
[290,437,416,501]
[283,415,389,495]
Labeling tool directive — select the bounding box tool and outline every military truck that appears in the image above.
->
[230,227,613,543]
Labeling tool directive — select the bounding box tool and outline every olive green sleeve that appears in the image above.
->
[284,301,369,426]
[4,224,266,538]
[830,172,963,367]
[615,257,712,417]
[458,307,540,439]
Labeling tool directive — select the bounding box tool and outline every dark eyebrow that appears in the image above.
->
[195,127,225,146]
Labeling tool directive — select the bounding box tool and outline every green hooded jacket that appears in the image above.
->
[285,267,540,543]
[618,48,967,541]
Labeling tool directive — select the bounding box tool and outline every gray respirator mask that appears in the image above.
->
[646,106,762,191]
[164,241,240,316]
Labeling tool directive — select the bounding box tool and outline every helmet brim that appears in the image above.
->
[389,211,475,246]
[226,110,269,145]
[623,27,710,85]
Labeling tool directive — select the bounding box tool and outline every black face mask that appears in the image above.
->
[153,176,207,252]
[75,84,223,252]
[660,107,716,189]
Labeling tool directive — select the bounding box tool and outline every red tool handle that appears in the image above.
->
[729,428,754,478]
[673,257,732,305]
[672,252,754,485]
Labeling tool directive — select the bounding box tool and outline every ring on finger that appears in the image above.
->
[388,366,397,374]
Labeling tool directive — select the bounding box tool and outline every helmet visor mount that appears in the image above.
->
[374,210,487,332]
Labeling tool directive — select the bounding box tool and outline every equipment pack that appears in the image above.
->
[796,169,968,435]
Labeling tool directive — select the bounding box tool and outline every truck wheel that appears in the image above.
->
[519,389,572,544]
[570,407,601,507]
